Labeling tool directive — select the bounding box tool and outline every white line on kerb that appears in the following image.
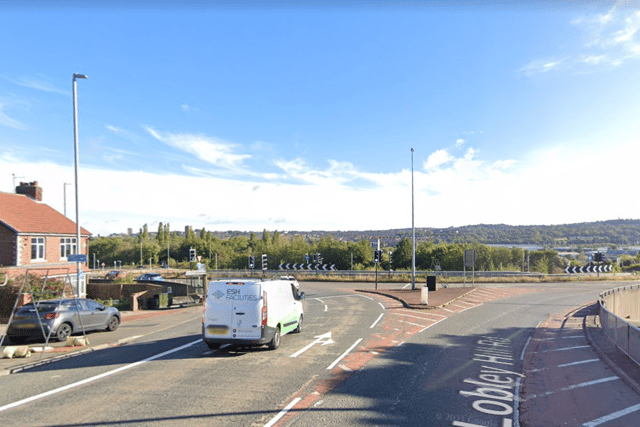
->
[520,336,532,361]
[582,403,640,426]
[263,397,301,427]
[0,338,203,413]
[557,358,599,368]
[327,338,362,370]
[370,313,384,328]
[543,345,591,352]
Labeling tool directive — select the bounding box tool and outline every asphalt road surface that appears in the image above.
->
[1,280,639,427]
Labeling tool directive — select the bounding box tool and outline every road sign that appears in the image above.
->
[68,254,87,263]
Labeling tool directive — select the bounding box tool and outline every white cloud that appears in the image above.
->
[1,133,636,236]
[145,127,251,170]
[424,149,454,170]
[522,8,640,76]
[455,139,465,148]
[3,75,67,96]
[0,102,26,130]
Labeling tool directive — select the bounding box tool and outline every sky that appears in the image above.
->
[1,1,639,237]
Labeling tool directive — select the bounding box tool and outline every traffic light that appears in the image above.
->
[313,253,318,263]
[594,252,603,262]
[249,255,255,269]
[389,251,393,265]
[189,248,196,262]
[373,250,382,263]
[262,254,268,270]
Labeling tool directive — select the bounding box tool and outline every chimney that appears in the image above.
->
[16,181,43,201]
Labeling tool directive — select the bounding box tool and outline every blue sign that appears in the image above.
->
[68,254,87,263]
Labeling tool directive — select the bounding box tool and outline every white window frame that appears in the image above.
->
[60,237,77,259]
[31,237,45,261]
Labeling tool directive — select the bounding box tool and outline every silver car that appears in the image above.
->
[5,298,120,344]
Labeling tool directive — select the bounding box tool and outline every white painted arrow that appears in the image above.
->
[286,263,290,270]
[292,263,297,270]
[290,332,334,358]
[279,262,284,270]
[330,264,336,271]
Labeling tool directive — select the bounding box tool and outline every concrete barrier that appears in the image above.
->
[599,284,640,366]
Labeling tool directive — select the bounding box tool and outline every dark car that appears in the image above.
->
[105,270,126,279]
[135,273,163,282]
[5,298,120,344]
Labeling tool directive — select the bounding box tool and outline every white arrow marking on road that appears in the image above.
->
[290,332,334,358]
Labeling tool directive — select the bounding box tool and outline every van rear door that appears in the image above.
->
[206,281,262,341]
[229,282,262,340]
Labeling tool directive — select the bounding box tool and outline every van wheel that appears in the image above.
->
[268,327,281,350]
[294,315,303,333]
[207,343,221,350]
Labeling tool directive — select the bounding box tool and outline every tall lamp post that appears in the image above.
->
[73,73,87,297]
[411,148,416,290]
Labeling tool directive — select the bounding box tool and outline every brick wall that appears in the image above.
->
[0,224,16,266]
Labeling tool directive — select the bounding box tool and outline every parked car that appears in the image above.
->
[105,270,125,279]
[136,273,163,282]
[5,298,121,344]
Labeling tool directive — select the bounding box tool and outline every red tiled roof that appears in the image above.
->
[0,192,91,235]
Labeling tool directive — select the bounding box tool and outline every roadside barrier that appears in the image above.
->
[599,284,640,366]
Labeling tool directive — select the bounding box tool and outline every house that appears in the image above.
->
[0,181,91,296]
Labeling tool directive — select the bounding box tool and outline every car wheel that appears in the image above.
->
[106,315,120,332]
[294,315,303,333]
[268,327,281,350]
[56,323,72,342]
[207,342,221,350]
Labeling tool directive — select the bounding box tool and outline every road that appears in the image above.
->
[1,280,639,426]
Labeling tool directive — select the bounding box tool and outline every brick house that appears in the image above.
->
[0,182,91,294]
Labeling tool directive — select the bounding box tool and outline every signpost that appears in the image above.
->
[68,254,87,263]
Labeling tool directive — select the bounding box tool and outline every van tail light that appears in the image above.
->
[202,299,206,323]
[45,313,60,320]
[261,291,268,326]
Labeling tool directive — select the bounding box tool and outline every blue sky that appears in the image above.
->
[1,1,639,236]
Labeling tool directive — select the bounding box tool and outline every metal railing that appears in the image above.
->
[599,284,640,366]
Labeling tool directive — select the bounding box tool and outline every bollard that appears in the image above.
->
[421,285,428,305]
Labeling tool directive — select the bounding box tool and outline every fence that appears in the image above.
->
[599,284,640,366]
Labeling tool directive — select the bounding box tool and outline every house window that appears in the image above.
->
[31,237,45,260]
[60,238,77,258]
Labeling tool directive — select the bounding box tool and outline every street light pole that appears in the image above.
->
[411,148,416,290]
[73,73,87,298]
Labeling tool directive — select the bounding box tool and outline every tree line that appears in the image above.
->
[89,224,580,274]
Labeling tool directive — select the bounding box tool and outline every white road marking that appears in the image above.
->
[418,318,445,333]
[327,338,362,370]
[370,313,384,329]
[378,302,386,310]
[263,397,301,427]
[543,345,591,352]
[582,403,640,426]
[557,358,600,368]
[527,376,619,399]
[0,338,203,413]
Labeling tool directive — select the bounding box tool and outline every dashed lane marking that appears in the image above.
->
[582,403,640,427]
[526,376,620,400]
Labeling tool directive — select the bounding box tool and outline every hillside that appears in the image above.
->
[217,219,640,248]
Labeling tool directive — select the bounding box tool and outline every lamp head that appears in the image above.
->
[73,73,88,80]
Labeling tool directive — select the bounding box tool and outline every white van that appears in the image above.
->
[202,277,304,350]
